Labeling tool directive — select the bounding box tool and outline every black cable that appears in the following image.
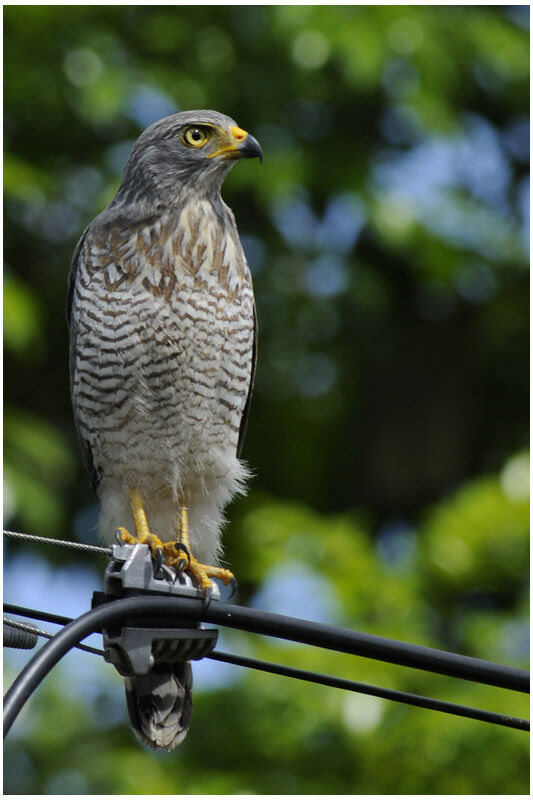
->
[208,652,529,731]
[5,598,529,692]
[4,596,169,736]
[4,596,530,738]
[204,602,531,693]
[6,604,528,731]
[4,603,73,628]
[3,616,104,657]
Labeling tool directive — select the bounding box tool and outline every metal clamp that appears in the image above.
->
[103,543,221,601]
[94,543,219,678]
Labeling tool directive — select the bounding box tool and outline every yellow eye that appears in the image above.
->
[182,126,209,148]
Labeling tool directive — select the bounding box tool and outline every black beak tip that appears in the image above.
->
[241,134,263,164]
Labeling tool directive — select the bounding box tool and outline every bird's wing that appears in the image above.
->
[66,225,90,327]
[66,225,101,494]
[237,303,257,459]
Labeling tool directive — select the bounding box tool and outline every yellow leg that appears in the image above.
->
[116,489,165,551]
[117,492,235,594]
[167,506,234,592]
[130,489,151,539]
[178,506,191,551]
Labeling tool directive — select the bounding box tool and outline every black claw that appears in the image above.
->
[201,584,212,612]
[153,547,164,579]
[174,542,191,565]
[115,529,123,545]
[228,576,238,600]
[176,557,188,578]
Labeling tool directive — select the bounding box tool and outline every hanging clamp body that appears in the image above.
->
[93,543,219,677]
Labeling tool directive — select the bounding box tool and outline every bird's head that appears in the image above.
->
[115,110,262,206]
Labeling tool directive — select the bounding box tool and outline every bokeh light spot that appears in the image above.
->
[500,452,529,501]
[292,31,330,69]
[64,48,103,87]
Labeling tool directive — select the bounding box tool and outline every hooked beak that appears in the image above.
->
[208,125,263,163]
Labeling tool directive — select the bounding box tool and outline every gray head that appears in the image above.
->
[113,110,262,208]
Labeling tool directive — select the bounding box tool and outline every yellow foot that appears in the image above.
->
[168,550,235,594]
[165,506,234,594]
[117,490,235,596]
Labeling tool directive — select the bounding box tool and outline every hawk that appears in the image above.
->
[67,110,262,750]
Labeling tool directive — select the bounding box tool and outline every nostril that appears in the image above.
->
[230,125,248,141]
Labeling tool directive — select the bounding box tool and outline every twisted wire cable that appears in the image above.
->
[3,617,103,656]
[3,530,111,556]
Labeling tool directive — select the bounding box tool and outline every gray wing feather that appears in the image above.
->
[66,226,100,493]
[125,662,193,751]
[237,304,257,459]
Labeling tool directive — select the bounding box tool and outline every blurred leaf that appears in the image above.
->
[4,408,77,535]
[3,4,529,794]
[3,275,45,358]
[421,468,529,592]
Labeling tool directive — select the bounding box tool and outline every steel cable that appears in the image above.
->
[3,530,111,556]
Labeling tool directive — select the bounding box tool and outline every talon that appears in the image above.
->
[176,557,188,577]
[153,547,164,579]
[174,542,191,566]
[201,584,212,611]
[228,576,238,599]
[116,526,135,544]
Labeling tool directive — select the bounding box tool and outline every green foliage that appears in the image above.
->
[3,276,45,358]
[4,407,77,537]
[4,478,529,794]
[3,5,529,795]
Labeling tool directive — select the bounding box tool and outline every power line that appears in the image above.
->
[5,598,529,692]
[3,617,103,656]
[3,533,529,736]
[7,603,528,730]
[4,603,73,628]
[3,531,529,689]
[4,610,528,732]
[4,596,530,738]
[207,651,529,731]
[202,600,530,693]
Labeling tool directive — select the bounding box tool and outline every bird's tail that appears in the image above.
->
[124,661,193,751]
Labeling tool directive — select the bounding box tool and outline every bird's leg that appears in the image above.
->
[116,488,166,552]
[166,506,235,594]
[117,494,235,595]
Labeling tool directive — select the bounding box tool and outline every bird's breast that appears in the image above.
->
[71,200,255,482]
[125,201,249,302]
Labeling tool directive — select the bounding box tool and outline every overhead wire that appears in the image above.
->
[3,617,103,656]
[3,529,111,556]
[3,531,530,736]
[4,594,529,692]
[4,597,530,737]
[4,608,528,731]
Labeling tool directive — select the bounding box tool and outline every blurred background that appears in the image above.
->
[3,5,529,794]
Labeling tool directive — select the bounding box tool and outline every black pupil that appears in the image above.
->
[191,129,202,141]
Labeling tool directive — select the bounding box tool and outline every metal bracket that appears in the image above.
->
[95,543,219,678]
[103,543,221,601]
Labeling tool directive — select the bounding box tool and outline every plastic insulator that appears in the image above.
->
[3,622,38,650]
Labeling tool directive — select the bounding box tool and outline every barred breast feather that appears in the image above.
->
[68,195,256,566]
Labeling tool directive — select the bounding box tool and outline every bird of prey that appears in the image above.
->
[67,110,262,750]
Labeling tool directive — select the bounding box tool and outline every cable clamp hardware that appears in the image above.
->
[93,543,219,677]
